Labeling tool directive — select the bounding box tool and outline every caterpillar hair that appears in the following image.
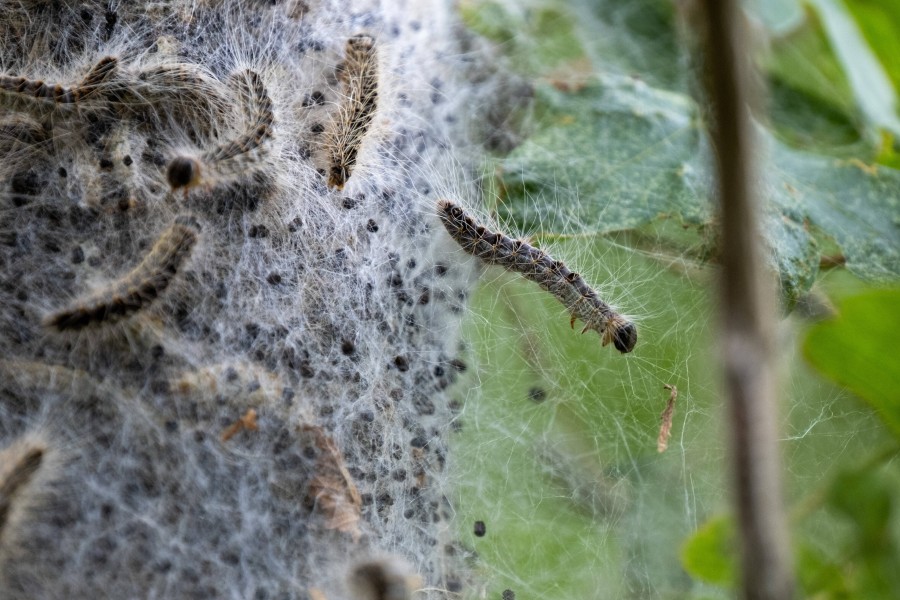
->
[437,199,637,353]
[0,114,48,155]
[325,34,378,190]
[44,215,201,331]
[166,68,274,190]
[133,63,228,117]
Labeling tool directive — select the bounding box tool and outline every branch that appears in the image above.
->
[699,1,795,598]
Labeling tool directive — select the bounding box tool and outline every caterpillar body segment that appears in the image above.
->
[437,199,637,353]
[325,34,378,190]
[0,56,118,105]
[207,69,274,162]
[76,56,119,97]
[44,215,201,331]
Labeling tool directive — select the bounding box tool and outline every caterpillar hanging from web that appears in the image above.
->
[437,200,637,354]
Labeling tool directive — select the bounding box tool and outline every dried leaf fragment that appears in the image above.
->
[220,408,259,442]
[658,384,677,453]
[301,424,362,541]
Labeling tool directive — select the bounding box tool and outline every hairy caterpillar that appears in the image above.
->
[0,440,45,534]
[325,34,378,190]
[166,69,274,190]
[0,56,117,105]
[44,215,201,331]
[0,360,121,402]
[437,200,637,354]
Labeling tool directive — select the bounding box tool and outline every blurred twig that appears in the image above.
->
[698,0,795,598]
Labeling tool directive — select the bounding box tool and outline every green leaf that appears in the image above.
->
[762,8,866,153]
[796,544,852,598]
[572,0,685,92]
[680,516,737,587]
[763,6,858,122]
[459,1,587,78]
[825,466,900,596]
[751,0,806,34]
[828,469,893,547]
[765,140,900,283]
[498,78,710,235]
[498,78,900,304]
[807,0,900,138]
[467,1,900,304]
[843,0,900,93]
[460,0,685,89]
[803,288,900,436]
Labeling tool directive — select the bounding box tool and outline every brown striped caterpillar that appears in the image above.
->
[0,359,122,401]
[44,215,200,331]
[437,200,637,354]
[166,69,274,190]
[0,439,45,534]
[325,34,378,190]
[0,56,117,105]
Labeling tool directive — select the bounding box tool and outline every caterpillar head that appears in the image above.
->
[166,155,202,190]
[603,315,637,354]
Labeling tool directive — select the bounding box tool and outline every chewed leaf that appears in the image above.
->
[499,77,711,235]
[807,0,900,138]
[498,77,900,304]
[766,140,900,282]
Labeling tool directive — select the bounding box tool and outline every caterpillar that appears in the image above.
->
[0,56,118,105]
[166,68,274,190]
[44,215,201,331]
[325,34,378,190]
[0,359,121,401]
[437,199,637,354]
[0,440,45,534]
